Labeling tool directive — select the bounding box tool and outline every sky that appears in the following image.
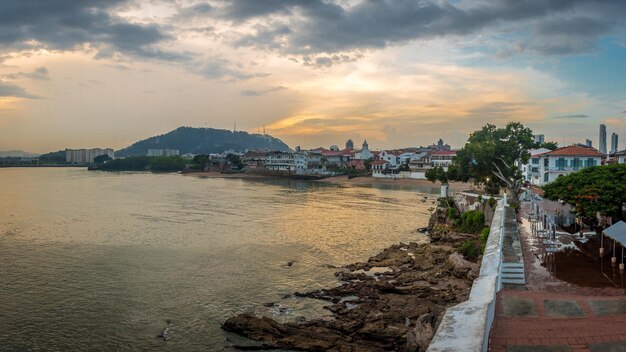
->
[0,0,625,153]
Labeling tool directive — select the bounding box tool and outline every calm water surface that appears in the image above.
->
[0,168,435,351]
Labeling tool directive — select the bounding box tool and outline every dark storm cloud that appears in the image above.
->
[219,0,626,57]
[0,0,188,61]
[0,82,38,99]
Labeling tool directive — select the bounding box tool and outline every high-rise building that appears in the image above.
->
[599,124,607,154]
[611,133,619,154]
[533,134,545,145]
[345,139,354,149]
[585,139,592,147]
[65,148,114,164]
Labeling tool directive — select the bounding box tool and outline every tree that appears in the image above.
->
[543,164,626,225]
[93,154,112,164]
[226,154,244,170]
[536,141,558,150]
[445,122,535,207]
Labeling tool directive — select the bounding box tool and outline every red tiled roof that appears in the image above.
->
[431,150,457,156]
[370,160,389,165]
[538,145,604,157]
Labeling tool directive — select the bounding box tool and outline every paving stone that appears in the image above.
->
[588,301,626,316]
[508,345,571,352]
[544,300,584,317]
[588,340,626,352]
[503,297,537,317]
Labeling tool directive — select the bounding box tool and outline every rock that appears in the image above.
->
[405,313,436,351]
[447,252,480,280]
[222,239,475,351]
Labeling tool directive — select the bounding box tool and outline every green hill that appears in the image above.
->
[116,127,291,156]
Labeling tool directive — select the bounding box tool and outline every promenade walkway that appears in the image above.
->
[489,290,626,351]
[489,202,626,352]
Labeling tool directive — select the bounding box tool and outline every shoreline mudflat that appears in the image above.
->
[222,227,481,351]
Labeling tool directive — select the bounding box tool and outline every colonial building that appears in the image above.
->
[242,150,268,169]
[430,150,456,170]
[370,160,389,177]
[521,148,551,185]
[535,145,604,185]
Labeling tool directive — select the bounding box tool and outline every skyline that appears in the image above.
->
[1,0,626,153]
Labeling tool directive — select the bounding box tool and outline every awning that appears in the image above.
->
[603,221,626,245]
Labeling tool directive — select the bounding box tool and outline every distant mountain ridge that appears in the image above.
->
[116,127,291,156]
[0,150,40,157]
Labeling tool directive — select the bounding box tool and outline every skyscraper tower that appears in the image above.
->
[611,133,619,154]
[599,124,607,154]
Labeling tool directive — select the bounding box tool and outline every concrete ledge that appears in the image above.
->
[428,200,511,352]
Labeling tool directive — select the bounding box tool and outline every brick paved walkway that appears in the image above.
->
[489,290,626,351]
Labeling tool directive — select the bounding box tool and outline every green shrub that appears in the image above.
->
[456,210,485,234]
[488,197,497,208]
[460,240,482,260]
[447,208,458,219]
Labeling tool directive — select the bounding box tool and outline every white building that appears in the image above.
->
[147,149,179,157]
[521,148,551,185]
[430,150,456,170]
[65,148,114,164]
[615,149,626,164]
[265,151,296,171]
[354,140,373,160]
[371,160,389,177]
[379,150,401,168]
[535,145,604,186]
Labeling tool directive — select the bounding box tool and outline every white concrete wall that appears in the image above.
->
[427,200,507,352]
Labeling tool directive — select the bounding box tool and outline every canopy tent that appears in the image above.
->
[603,221,626,245]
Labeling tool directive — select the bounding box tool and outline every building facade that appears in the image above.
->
[65,148,114,164]
[611,133,619,154]
[535,145,604,186]
[599,124,607,154]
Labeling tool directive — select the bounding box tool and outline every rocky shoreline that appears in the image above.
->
[222,212,481,351]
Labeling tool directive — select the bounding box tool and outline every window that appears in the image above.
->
[556,158,566,171]
[586,158,596,167]
[544,158,549,167]
[571,158,582,170]
[544,173,549,183]
[531,158,539,164]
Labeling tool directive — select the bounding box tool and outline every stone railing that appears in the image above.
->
[427,199,510,352]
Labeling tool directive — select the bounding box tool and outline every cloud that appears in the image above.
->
[0,82,38,99]
[3,66,50,81]
[0,0,188,62]
[240,86,287,96]
[196,58,269,80]
[225,0,626,59]
[552,114,589,119]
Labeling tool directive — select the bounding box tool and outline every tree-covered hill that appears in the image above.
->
[116,127,291,156]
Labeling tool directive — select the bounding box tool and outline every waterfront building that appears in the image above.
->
[599,124,607,154]
[379,150,401,168]
[242,150,269,169]
[265,151,295,171]
[65,148,114,164]
[430,150,457,170]
[370,160,389,177]
[535,145,604,185]
[611,133,619,154]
